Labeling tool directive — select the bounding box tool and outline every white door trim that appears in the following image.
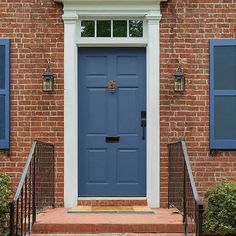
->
[61,1,164,208]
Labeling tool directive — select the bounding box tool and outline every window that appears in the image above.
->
[210,39,236,149]
[0,39,10,149]
[80,20,143,38]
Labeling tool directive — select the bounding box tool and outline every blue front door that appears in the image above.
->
[78,48,146,196]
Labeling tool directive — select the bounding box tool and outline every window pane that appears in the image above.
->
[81,21,95,37]
[129,20,143,37]
[214,96,236,139]
[0,45,5,89]
[0,95,5,139]
[113,20,127,37]
[214,46,236,90]
[97,21,111,37]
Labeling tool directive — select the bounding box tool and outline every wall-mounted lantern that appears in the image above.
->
[174,66,185,92]
[42,64,55,92]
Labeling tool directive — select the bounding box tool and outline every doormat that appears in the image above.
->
[68,206,154,214]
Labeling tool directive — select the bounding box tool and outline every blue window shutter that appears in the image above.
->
[210,39,236,149]
[0,39,10,149]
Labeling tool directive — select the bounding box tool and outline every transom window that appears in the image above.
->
[81,20,143,38]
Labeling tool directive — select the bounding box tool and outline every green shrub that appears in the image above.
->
[203,182,236,235]
[0,172,11,236]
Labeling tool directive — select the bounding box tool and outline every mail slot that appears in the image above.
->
[106,136,120,143]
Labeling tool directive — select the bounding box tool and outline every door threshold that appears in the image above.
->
[78,197,147,200]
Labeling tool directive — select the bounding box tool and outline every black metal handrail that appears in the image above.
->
[9,141,55,236]
[168,141,204,236]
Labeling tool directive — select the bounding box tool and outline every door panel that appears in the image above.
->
[116,56,137,75]
[117,149,139,183]
[78,47,146,196]
[86,56,108,76]
[87,88,107,134]
[87,149,108,183]
[118,88,138,134]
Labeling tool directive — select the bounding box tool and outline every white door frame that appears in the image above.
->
[55,0,167,208]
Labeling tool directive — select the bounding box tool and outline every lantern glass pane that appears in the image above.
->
[43,78,53,91]
[175,78,184,91]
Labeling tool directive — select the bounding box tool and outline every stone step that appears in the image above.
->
[77,197,147,206]
[32,208,184,234]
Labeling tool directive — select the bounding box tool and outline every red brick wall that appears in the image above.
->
[1,0,236,208]
[160,0,236,207]
[0,0,64,206]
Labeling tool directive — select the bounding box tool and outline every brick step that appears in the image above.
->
[32,233,184,236]
[33,223,183,234]
[32,208,184,234]
[77,197,147,206]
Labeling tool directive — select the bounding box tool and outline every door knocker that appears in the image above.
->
[108,80,116,93]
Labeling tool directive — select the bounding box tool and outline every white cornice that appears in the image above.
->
[56,0,165,15]
[55,0,167,3]
[146,13,162,21]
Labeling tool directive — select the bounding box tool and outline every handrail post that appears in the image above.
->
[9,201,15,236]
[167,145,170,209]
[52,145,55,208]
[183,161,187,234]
[198,204,204,236]
[169,141,203,236]
[32,152,36,223]
[9,141,55,236]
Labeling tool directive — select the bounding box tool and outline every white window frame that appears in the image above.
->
[54,0,167,208]
[77,18,147,46]
[79,18,147,41]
